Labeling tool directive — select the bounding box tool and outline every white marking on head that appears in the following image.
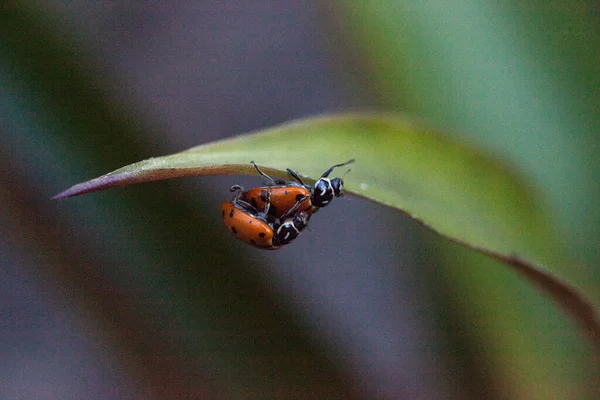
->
[319,178,331,196]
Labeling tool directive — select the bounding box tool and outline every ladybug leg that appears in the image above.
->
[250,161,286,185]
[235,198,260,215]
[320,158,355,178]
[231,187,263,215]
[286,168,306,186]
[279,194,310,220]
[229,185,245,201]
[262,188,272,215]
[260,188,279,225]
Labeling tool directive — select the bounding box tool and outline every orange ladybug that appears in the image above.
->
[221,187,309,250]
[240,159,354,218]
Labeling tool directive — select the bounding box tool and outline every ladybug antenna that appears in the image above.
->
[321,159,355,178]
[342,168,352,180]
[250,161,286,185]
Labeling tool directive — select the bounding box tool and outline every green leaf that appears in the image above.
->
[54,112,600,345]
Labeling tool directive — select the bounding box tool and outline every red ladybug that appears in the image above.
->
[240,159,354,218]
[221,187,309,250]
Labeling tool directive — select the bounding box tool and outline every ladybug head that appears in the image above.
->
[312,178,337,207]
[274,212,309,246]
[311,159,354,208]
[330,177,344,197]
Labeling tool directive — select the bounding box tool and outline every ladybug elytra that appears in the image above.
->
[221,186,309,250]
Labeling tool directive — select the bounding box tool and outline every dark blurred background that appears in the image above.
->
[1,2,599,399]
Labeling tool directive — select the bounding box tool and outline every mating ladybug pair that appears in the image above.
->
[221,159,354,250]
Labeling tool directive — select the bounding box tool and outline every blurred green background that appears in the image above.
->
[1,2,598,399]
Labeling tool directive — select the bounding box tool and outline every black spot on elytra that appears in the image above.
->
[250,198,258,207]
[259,232,266,238]
[231,226,238,235]
[260,190,269,202]
[295,194,304,201]
[284,190,289,195]
[229,209,234,218]
[250,239,257,246]
[221,209,225,218]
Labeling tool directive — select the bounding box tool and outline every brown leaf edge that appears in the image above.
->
[52,163,255,200]
[53,163,600,349]
[473,247,600,349]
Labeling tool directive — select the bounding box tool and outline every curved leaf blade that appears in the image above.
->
[54,112,600,344]
[50,112,562,262]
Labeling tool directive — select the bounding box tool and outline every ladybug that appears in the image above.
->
[222,187,310,250]
[240,159,355,218]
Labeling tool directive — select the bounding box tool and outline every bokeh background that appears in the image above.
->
[2,2,599,399]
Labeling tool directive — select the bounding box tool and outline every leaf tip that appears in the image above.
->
[51,185,85,200]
